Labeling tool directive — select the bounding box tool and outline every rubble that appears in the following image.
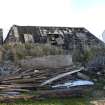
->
[0,25,104,101]
[0,59,94,99]
[51,80,94,88]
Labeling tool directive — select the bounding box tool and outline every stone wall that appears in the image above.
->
[20,55,73,69]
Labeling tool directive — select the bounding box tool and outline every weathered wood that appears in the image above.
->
[0,65,87,100]
[41,67,84,86]
[0,95,34,102]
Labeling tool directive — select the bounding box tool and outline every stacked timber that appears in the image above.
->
[0,55,93,101]
[0,55,74,95]
[0,66,85,101]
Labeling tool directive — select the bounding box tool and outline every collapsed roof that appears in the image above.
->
[4,25,104,51]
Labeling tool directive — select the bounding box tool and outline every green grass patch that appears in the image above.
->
[3,43,64,61]
[0,97,90,105]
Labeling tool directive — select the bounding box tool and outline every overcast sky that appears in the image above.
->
[0,0,105,40]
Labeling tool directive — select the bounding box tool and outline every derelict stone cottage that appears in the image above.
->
[4,25,104,51]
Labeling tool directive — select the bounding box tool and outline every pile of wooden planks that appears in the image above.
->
[0,65,83,92]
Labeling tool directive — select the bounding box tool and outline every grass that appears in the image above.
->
[3,43,64,61]
[0,97,90,105]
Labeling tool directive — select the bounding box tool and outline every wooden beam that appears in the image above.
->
[40,67,84,86]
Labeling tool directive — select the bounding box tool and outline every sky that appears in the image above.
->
[0,0,105,40]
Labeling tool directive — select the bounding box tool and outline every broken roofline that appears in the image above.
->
[10,24,97,38]
[4,25,87,41]
[13,24,85,30]
[4,24,104,45]
[12,25,88,36]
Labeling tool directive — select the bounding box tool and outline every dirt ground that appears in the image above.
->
[90,99,105,105]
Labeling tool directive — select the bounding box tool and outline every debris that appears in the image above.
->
[52,80,94,88]
[41,67,84,86]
